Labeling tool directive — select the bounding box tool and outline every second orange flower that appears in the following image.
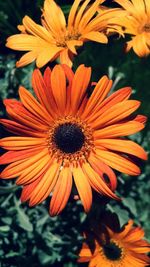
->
[6,0,123,68]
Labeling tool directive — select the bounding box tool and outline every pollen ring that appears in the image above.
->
[47,116,94,166]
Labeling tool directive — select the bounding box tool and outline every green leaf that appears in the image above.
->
[122,197,137,216]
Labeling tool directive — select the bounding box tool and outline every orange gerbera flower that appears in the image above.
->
[79,220,150,266]
[6,0,123,68]
[111,0,150,57]
[0,65,147,216]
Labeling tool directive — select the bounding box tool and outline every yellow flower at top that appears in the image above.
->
[112,0,150,57]
[6,0,123,68]
[79,220,150,267]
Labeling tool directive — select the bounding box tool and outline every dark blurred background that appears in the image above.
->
[0,1,150,266]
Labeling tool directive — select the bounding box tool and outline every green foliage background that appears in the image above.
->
[0,1,150,266]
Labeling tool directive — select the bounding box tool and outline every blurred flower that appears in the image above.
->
[97,6,127,36]
[111,0,150,57]
[0,65,147,215]
[78,220,150,266]
[6,0,123,68]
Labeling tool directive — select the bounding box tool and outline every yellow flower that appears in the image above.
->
[6,0,123,68]
[112,0,150,57]
[79,220,150,266]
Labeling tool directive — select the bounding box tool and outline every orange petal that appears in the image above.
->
[3,99,48,131]
[134,115,147,124]
[78,242,92,262]
[82,31,108,43]
[0,147,43,165]
[91,100,141,129]
[81,76,112,119]
[82,162,119,200]
[59,49,73,68]
[16,51,37,67]
[0,119,45,138]
[94,121,145,139]
[36,46,63,68]
[70,65,91,114]
[43,0,66,33]
[68,0,82,28]
[43,67,61,118]
[23,15,54,42]
[50,65,67,114]
[6,34,42,51]
[78,0,102,30]
[32,68,58,117]
[114,220,134,239]
[97,87,132,113]
[19,86,52,124]
[73,166,92,212]
[0,148,48,179]
[125,227,145,242]
[66,40,83,54]
[87,87,132,124]
[132,34,150,57]
[96,149,141,175]
[16,155,50,185]
[21,176,42,202]
[29,160,61,206]
[0,136,46,151]
[74,0,91,27]
[88,154,117,191]
[95,139,147,160]
[50,167,72,216]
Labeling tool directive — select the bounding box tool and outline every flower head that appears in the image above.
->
[79,220,150,266]
[0,65,147,215]
[111,0,150,57]
[6,0,123,68]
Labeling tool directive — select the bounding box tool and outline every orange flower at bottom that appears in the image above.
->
[78,220,150,267]
[0,64,147,216]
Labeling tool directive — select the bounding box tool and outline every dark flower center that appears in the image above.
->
[103,242,122,261]
[53,123,85,154]
[144,23,150,32]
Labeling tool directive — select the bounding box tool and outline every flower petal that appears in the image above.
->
[0,147,42,165]
[0,148,48,179]
[81,76,112,119]
[94,121,145,139]
[36,46,63,68]
[16,155,50,185]
[82,31,108,43]
[32,68,58,117]
[95,139,147,160]
[43,0,66,33]
[59,49,74,67]
[88,154,117,191]
[23,15,53,42]
[82,162,119,200]
[51,65,67,113]
[16,51,37,67]
[73,166,92,212]
[71,65,91,114]
[0,137,46,151]
[96,149,141,175]
[29,160,61,206]
[19,86,52,124]
[21,176,42,202]
[91,100,141,129]
[87,87,132,124]
[50,167,72,216]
